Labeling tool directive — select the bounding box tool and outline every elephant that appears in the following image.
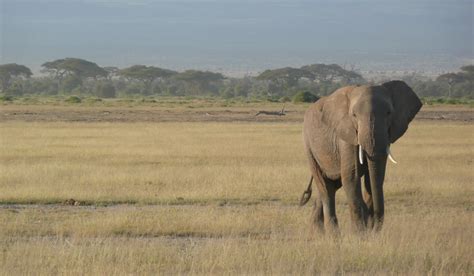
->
[299,80,422,233]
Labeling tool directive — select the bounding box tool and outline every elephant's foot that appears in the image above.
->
[310,221,325,237]
[347,203,369,232]
[324,217,340,236]
[372,217,384,232]
[366,215,374,229]
[309,228,325,240]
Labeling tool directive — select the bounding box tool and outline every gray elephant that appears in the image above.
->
[300,81,422,233]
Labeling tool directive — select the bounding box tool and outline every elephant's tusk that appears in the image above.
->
[358,145,364,165]
[387,146,398,164]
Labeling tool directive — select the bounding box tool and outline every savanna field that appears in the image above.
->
[0,102,472,274]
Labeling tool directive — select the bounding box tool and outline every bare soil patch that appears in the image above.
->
[0,105,472,123]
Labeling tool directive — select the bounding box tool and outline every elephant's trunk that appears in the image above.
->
[358,117,389,158]
[367,156,387,231]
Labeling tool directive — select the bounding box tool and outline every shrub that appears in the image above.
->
[292,91,319,103]
[266,97,279,102]
[84,97,102,104]
[279,96,291,103]
[0,95,14,102]
[65,95,82,103]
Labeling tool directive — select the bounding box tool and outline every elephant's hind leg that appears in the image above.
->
[305,150,339,234]
[311,189,324,234]
[321,180,339,235]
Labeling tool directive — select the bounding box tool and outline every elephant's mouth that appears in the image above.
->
[358,145,397,165]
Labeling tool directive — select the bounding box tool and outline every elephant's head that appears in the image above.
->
[322,81,422,160]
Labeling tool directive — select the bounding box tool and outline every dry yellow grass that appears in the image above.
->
[0,122,310,204]
[0,120,473,274]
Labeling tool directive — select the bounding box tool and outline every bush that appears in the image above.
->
[266,97,279,102]
[292,91,319,103]
[94,82,116,98]
[84,97,102,104]
[279,96,291,103]
[65,95,82,103]
[0,95,14,102]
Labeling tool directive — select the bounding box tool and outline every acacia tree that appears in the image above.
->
[174,70,225,96]
[41,58,107,92]
[256,67,315,98]
[257,67,314,88]
[0,63,33,92]
[301,63,365,84]
[103,66,119,80]
[437,73,464,98]
[436,65,474,98]
[459,65,474,81]
[118,65,177,94]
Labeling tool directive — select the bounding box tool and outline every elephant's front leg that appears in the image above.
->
[363,175,375,229]
[340,145,368,232]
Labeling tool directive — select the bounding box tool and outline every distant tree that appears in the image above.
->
[0,63,32,92]
[94,81,116,98]
[456,65,474,98]
[436,73,465,97]
[42,58,107,80]
[41,58,107,93]
[301,64,365,84]
[452,81,474,98]
[459,65,474,83]
[25,77,58,95]
[103,66,119,80]
[174,70,225,95]
[460,65,474,75]
[41,59,67,80]
[256,67,314,88]
[118,65,177,94]
[220,77,253,98]
[292,91,319,103]
[62,75,83,92]
[118,65,177,83]
[412,79,446,98]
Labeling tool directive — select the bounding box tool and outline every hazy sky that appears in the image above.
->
[1,0,472,73]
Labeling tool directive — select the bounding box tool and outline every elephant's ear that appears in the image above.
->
[321,87,357,145]
[382,80,422,143]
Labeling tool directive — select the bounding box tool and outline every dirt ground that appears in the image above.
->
[0,105,472,123]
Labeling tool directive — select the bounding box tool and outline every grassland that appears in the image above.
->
[0,113,473,274]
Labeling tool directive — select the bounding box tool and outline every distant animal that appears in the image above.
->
[300,81,422,233]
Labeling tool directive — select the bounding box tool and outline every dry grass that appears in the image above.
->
[0,120,473,274]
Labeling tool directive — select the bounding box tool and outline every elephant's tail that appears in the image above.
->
[299,176,313,206]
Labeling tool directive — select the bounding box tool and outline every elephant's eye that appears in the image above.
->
[352,113,356,117]
[387,110,391,115]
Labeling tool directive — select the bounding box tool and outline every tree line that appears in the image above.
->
[0,58,472,101]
